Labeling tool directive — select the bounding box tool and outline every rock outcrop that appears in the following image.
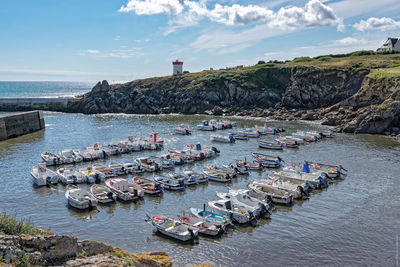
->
[65,65,399,135]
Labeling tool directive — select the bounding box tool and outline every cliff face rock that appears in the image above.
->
[67,66,400,135]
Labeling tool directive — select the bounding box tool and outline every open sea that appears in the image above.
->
[0,82,399,266]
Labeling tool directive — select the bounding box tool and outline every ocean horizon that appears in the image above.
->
[0,81,94,98]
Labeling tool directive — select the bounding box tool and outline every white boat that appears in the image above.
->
[183,171,208,183]
[57,166,87,184]
[108,162,127,176]
[256,124,277,135]
[275,138,299,148]
[105,178,144,201]
[292,132,318,142]
[153,174,186,191]
[150,216,199,242]
[136,157,161,172]
[252,152,283,168]
[58,149,82,164]
[30,163,59,186]
[271,170,329,189]
[65,185,98,210]
[210,134,235,143]
[216,189,271,217]
[90,184,116,203]
[243,128,260,138]
[303,161,345,179]
[79,166,104,184]
[253,179,308,199]
[230,131,248,140]
[178,216,225,236]
[133,177,163,195]
[196,120,216,131]
[175,124,191,135]
[248,182,293,205]
[41,152,60,166]
[190,207,232,226]
[92,163,114,178]
[122,162,144,174]
[258,140,284,150]
[284,136,304,144]
[208,198,259,224]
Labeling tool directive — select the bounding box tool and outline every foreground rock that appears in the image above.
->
[66,65,399,135]
[0,231,171,266]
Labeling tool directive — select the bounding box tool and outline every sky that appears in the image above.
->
[0,0,400,82]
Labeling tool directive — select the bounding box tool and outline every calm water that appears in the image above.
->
[0,112,399,267]
[0,81,92,98]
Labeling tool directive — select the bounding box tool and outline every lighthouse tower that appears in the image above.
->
[172,60,183,76]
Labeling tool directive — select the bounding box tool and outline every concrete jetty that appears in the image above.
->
[0,97,72,112]
[0,111,45,141]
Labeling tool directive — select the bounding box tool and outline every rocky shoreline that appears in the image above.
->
[67,64,400,136]
[0,214,172,266]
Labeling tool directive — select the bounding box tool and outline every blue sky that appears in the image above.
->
[0,0,400,82]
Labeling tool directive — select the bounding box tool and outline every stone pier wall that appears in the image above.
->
[0,97,71,112]
[0,111,45,141]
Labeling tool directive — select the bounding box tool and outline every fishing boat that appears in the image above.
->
[258,140,284,150]
[210,134,235,143]
[108,162,127,176]
[190,207,232,226]
[92,163,114,178]
[284,136,304,144]
[206,164,236,177]
[86,144,105,160]
[105,178,144,201]
[208,198,260,224]
[216,189,271,217]
[292,132,318,142]
[321,131,334,138]
[153,174,186,191]
[155,157,174,169]
[197,120,216,131]
[235,159,263,170]
[150,216,199,242]
[271,170,328,189]
[275,138,299,148]
[227,164,249,175]
[132,177,163,195]
[230,131,248,140]
[248,182,293,205]
[65,185,98,210]
[183,171,208,184]
[58,149,82,164]
[90,184,116,203]
[175,124,191,135]
[41,152,61,166]
[252,152,283,168]
[57,166,87,184]
[30,163,59,186]
[136,157,161,172]
[73,149,92,162]
[122,162,144,174]
[256,124,277,135]
[178,216,225,236]
[170,173,198,186]
[243,128,260,138]
[304,160,346,179]
[78,166,96,184]
[203,168,232,182]
[253,178,309,199]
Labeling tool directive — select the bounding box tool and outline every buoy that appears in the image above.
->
[292,162,296,168]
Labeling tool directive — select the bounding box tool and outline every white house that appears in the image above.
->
[172,60,183,76]
[377,37,400,52]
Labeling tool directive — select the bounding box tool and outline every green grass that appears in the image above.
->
[0,213,49,236]
[368,69,400,79]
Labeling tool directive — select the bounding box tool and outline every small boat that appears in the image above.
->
[105,178,144,201]
[292,132,318,142]
[30,163,59,186]
[170,173,198,186]
[197,120,216,131]
[243,128,260,138]
[108,162,127,176]
[275,138,299,148]
[206,164,236,177]
[256,124,277,135]
[252,152,283,168]
[90,184,116,203]
[175,124,191,135]
[271,170,329,189]
[57,166,87,184]
[74,149,92,162]
[41,152,61,166]
[208,199,260,224]
[230,164,249,175]
[155,157,174,169]
[235,159,263,171]
[258,140,284,150]
[190,207,232,226]
[284,136,304,144]
[303,161,346,179]
[150,216,199,242]
[253,178,309,199]
[210,134,235,143]
[78,166,98,184]
[136,157,161,172]
[122,162,144,174]
[203,169,232,182]
[178,216,225,236]
[248,182,293,206]
[183,171,208,184]
[133,177,163,195]
[65,185,98,210]
[321,131,334,138]
[59,149,83,164]
[92,163,114,178]
[153,174,186,191]
[230,131,248,140]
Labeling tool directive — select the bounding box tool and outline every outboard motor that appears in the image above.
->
[133,189,138,197]
[155,182,162,191]
[317,176,328,189]
[297,185,309,198]
[46,176,52,185]
[188,228,196,238]
[248,210,257,226]
[107,191,114,199]
[258,202,268,215]
[72,175,77,184]
[211,147,220,154]
[178,179,185,188]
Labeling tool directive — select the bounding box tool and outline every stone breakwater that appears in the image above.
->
[66,67,400,135]
[0,111,45,141]
[0,232,172,266]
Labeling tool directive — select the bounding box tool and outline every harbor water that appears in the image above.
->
[0,112,399,266]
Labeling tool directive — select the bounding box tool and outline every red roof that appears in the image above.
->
[172,61,183,65]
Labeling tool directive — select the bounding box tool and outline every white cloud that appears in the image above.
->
[114,35,121,41]
[328,0,399,19]
[353,17,400,32]
[119,0,343,32]
[87,49,100,54]
[108,48,144,58]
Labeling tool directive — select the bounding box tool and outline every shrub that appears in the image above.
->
[257,60,265,64]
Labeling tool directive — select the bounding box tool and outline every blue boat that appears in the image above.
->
[190,206,232,226]
[153,174,185,191]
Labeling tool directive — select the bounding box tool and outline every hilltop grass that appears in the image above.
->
[0,213,49,236]
[368,69,400,79]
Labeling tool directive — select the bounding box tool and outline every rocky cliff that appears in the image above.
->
[0,214,172,267]
[67,53,400,135]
